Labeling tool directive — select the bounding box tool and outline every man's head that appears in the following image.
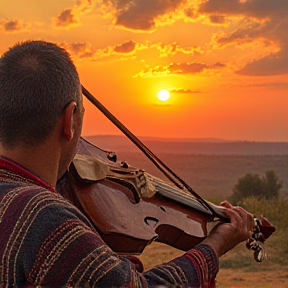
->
[0,40,82,150]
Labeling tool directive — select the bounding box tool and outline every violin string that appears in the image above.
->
[81,85,217,217]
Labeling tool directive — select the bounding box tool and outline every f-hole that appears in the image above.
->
[144,217,159,227]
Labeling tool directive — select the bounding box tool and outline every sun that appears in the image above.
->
[157,89,170,101]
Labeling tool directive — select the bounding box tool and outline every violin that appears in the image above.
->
[56,86,275,262]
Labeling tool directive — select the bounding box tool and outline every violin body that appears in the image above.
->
[57,138,224,254]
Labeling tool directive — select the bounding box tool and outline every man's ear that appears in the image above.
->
[62,101,77,141]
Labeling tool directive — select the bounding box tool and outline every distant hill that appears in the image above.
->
[84,135,288,155]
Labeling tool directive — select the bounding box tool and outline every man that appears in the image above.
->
[0,40,254,287]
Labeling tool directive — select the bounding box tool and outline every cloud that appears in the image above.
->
[197,0,288,76]
[170,88,202,94]
[198,0,286,20]
[169,62,225,74]
[52,0,92,29]
[155,42,203,57]
[258,82,288,89]
[0,18,30,33]
[62,40,144,60]
[53,9,78,28]
[136,61,225,77]
[102,0,184,31]
[209,15,227,25]
[235,81,288,89]
[236,52,288,76]
[61,42,94,58]
[198,0,242,15]
[113,40,137,53]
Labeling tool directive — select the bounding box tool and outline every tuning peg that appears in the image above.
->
[246,237,267,262]
[253,244,267,262]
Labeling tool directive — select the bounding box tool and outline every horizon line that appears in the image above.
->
[82,134,288,144]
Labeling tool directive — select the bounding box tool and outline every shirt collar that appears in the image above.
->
[0,156,55,193]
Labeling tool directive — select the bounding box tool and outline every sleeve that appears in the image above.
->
[23,193,219,288]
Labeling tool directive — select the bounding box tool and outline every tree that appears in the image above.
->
[229,170,282,204]
[262,170,282,199]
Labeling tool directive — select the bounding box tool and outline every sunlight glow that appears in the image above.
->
[157,89,170,101]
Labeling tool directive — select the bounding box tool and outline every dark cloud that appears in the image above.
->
[0,18,28,33]
[136,61,225,77]
[113,40,137,53]
[52,0,92,29]
[235,81,288,89]
[4,20,20,31]
[209,15,226,24]
[198,0,286,18]
[61,42,94,58]
[68,42,89,54]
[169,62,225,74]
[53,9,77,28]
[211,62,226,68]
[171,88,202,94]
[106,0,183,31]
[236,52,288,76]
[198,0,241,15]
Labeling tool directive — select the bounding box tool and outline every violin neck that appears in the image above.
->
[147,174,228,221]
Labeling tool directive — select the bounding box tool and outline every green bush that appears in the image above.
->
[229,170,282,204]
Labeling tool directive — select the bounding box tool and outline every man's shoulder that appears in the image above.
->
[2,182,61,201]
[1,180,95,230]
[1,182,93,227]
[1,182,73,217]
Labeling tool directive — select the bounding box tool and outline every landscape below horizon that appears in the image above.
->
[85,135,288,199]
[85,135,288,155]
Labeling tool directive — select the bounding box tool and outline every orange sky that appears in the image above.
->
[0,0,287,142]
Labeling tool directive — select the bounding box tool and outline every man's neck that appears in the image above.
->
[0,142,61,188]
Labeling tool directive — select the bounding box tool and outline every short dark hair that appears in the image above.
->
[0,40,81,149]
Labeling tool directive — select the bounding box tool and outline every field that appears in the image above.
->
[86,136,288,287]
[138,242,288,288]
[129,153,288,287]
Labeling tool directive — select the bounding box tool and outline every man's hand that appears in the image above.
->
[201,201,255,257]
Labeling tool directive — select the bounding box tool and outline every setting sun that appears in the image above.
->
[157,89,170,101]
